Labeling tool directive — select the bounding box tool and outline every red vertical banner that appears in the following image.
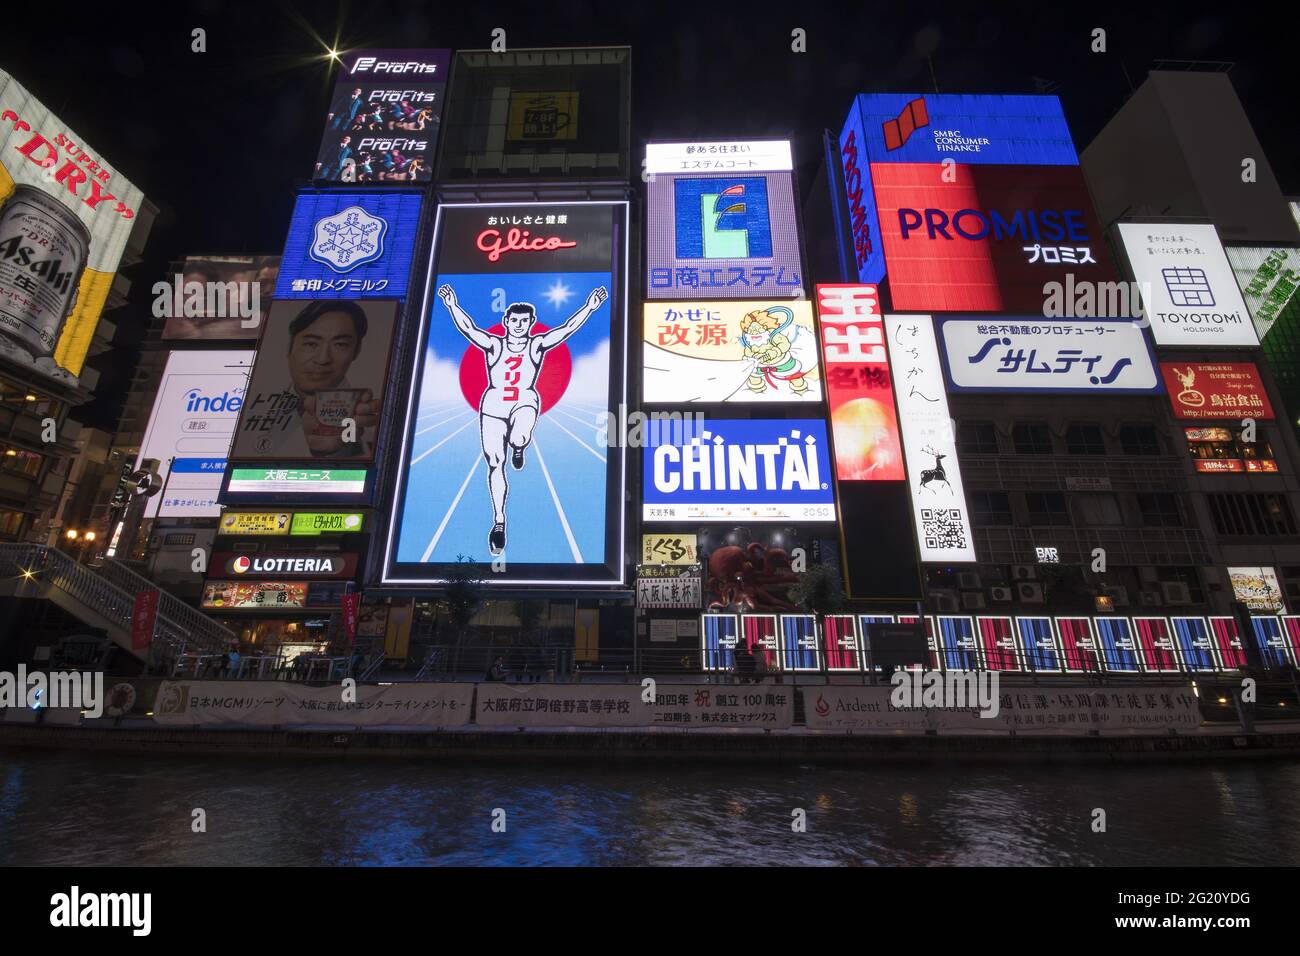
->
[341,593,361,643]
[814,284,904,481]
[131,591,160,651]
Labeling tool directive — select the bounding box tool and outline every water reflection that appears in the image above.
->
[0,751,1297,866]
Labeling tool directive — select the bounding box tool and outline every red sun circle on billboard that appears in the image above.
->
[458,323,572,414]
[231,556,251,574]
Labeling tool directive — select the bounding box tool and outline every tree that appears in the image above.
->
[443,554,486,643]
[790,560,846,633]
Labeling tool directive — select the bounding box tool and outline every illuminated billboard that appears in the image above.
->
[1228,567,1285,613]
[814,284,903,481]
[867,163,1116,312]
[200,580,309,610]
[1225,241,1300,342]
[384,201,628,586]
[642,299,821,403]
[312,49,450,184]
[885,315,975,563]
[642,418,835,523]
[229,299,397,462]
[1117,223,1258,347]
[161,256,279,341]
[225,467,369,496]
[938,318,1160,394]
[0,70,145,386]
[646,140,803,299]
[274,190,423,300]
[1161,362,1274,421]
[212,552,359,579]
[137,350,254,518]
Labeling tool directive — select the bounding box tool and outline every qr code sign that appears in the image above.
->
[921,508,967,551]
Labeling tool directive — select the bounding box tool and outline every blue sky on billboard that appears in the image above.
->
[384,201,628,586]
[845,93,1080,166]
[643,418,835,522]
[275,190,424,300]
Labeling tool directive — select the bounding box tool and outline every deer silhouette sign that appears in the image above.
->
[918,446,951,493]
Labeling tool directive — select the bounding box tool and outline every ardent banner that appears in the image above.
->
[151,681,474,727]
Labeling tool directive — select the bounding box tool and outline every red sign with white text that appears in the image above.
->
[131,591,160,652]
[814,284,904,481]
[1160,362,1274,421]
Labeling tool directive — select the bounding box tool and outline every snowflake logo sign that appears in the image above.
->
[309,206,388,273]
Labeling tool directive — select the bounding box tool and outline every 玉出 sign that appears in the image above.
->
[641,533,698,565]
[815,284,904,481]
[1160,363,1274,420]
[885,315,975,562]
[938,318,1160,393]
[642,418,835,522]
[636,564,703,610]
[1118,223,1258,347]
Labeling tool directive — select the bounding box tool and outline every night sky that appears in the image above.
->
[4,1,1296,426]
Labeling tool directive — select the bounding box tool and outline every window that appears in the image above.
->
[958,421,999,455]
[0,509,23,538]
[970,491,1012,527]
[1025,492,1070,526]
[1119,422,1161,456]
[1137,493,1182,527]
[1075,493,1124,526]
[1012,422,1053,455]
[1207,493,1297,536]
[1064,423,1106,456]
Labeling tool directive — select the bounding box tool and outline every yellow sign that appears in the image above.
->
[218,512,292,536]
[642,533,698,566]
[507,91,579,141]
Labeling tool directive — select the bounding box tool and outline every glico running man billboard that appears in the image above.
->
[275,190,423,300]
[642,299,822,403]
[313,49,450,184]
[0,70,145,387]
[838,93,1116,313]
[645,140,804,299]
[383,202,628,586]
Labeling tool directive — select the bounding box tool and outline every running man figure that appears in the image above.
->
[438,283,608,555]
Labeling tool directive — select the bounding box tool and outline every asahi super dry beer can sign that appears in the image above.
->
[0,69,145,386]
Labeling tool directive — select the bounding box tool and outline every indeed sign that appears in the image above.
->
[185,387,243,414]
[642,419,835,523]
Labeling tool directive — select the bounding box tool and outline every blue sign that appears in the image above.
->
[642,418,835,522]
[837,101,885,285]
[843,93,1080,167]
[275,190,423,300]
[673,177,773,260]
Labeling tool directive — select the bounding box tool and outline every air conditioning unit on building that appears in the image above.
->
[931,590,960,613]
[1104,586,1130,607]
[1138,590,1161,607]
[1011,564,1037,582]
[962,591,987,610]
[1160,582,1192,606]
[1017,582,1044,603]
[989,586,1014,603]
[957,571,982,590]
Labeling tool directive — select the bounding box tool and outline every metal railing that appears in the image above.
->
[0,544,235,658]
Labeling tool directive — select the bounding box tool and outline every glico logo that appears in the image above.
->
[673,177,772,260]
[897,207,1089,244]
[839,128,873,271]
[185,388,243,413]
[652,427,824,494]
[476,228,577,263]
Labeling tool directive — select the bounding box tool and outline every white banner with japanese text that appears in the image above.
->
[151,681,474,727]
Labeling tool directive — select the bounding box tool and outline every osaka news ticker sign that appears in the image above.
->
[642,418,835,523]
[383,201,629,586]
[645,140,804,299]
[937,318,1161,394]
[275,189,423,300]
[312,49,450,184]
[1118,223,1259,347]
[0,70,145,387]
[838,93,1116,312]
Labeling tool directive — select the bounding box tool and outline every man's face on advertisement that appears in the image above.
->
[288,311,361,392]
[504,308,534,338]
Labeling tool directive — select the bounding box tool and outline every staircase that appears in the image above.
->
[0,544,235,660]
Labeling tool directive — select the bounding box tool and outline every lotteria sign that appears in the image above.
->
[213,552,359,578]
[642,419,835,522]
[274,189,424,299]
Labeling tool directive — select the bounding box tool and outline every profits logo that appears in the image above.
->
[231,556,252,574]
[883,97,929,151]
[674,177,773,260]
[309,206,387,273]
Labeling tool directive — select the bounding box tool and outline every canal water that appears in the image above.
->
[2,751,1298,865]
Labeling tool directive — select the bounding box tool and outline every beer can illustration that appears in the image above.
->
[0,184,92,363]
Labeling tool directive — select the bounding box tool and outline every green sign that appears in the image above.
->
[227,469,368,494]
[291,512,366,535]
